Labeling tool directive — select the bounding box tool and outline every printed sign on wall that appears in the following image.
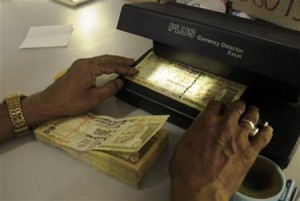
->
[232,0,300,31]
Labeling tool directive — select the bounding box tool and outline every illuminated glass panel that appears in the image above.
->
[126,52,246,111]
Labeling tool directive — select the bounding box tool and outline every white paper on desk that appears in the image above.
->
[19,25,73,49]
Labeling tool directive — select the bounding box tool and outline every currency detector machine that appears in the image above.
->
[116,2,300,168]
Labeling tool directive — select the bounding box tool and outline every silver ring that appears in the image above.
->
[259,120,269,127]
[250,127,259,137]
[240,118,255,130]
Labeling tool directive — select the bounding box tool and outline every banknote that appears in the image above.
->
[34,113,169,153]
[125,51,246,111]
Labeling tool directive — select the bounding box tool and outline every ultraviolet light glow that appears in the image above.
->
[126,52,246,111]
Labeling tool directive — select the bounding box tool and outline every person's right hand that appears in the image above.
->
[170,100,273,201]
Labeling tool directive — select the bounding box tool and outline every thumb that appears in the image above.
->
[89,79,124,103]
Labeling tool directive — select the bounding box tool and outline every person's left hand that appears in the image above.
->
[22,55,136,126]
[44,55,136,116]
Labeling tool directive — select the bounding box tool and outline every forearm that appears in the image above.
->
[0,91,60,143]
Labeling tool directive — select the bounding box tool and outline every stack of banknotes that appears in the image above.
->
[34,113,169,186]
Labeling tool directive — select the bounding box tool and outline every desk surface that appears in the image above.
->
[0,0,299,200]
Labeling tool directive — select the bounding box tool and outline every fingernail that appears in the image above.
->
[129,68,138,74]
[126,58,135,66]
[266,125,273,132]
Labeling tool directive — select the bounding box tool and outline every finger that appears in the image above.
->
[239,105,259,132]
[92,55,135,66]
[93,63,138,76]
[224,100,246,123]
[250,125,273,153]
[89,79,124,103]
[200,100,226,117]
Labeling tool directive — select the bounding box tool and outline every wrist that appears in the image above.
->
[171,177,230,201]
[22,91,61,128]
[3,94,30,136]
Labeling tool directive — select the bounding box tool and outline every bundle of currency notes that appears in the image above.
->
[125,51,246,111]
[34,114,169,186]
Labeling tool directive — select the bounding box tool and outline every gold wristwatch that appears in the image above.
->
[3,93,30,136]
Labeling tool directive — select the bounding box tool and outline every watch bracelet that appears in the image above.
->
[4,94,30,136]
